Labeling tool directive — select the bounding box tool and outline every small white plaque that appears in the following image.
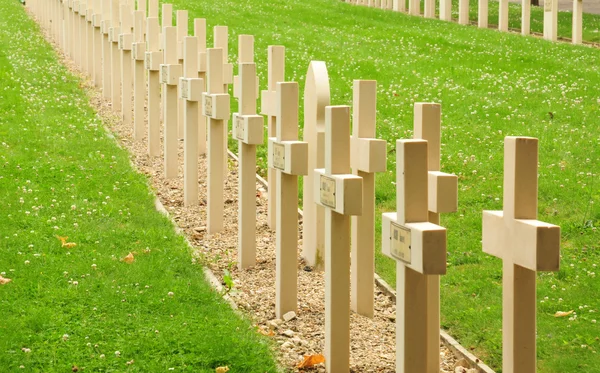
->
[320,175,336,209]
[161,65,168,84]
[390,222,411,264]
[204,95,213,117]
[234,115,244,141]
[272,143,285,170]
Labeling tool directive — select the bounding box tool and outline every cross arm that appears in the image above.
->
[351,137,387,174]
[428,171,458,213]
[313,169,362,216]
[268,139,308,175]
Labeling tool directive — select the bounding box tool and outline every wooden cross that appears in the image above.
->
[482,136,560,373]
[268,82,308,318]
[522,0,531,35]
[231,36,264,269]
[203,47,230,234]
[439,0,451,21]
[109,0,122,111]
[459,0,469,25]
[118,1,134,125]
[145,16,161,157]
[414,102,458,372]
[302,61,330,271]
[176,10,188,139]
[101,0,112,99]
[213,26,233,179]
[382,139,447,373]
[194,18,208,156]
[350,80,387,318]
[314,106,362,373]
[180,36,203,207]
[159,4,172,49]
[260,45,285,231]
[543,0,558,41]
[573,0,583,44]
[479,0,488,28]
[132,8,146,141]
[160,26,183,179]
[233,35,259,100]
[92,0,103,87]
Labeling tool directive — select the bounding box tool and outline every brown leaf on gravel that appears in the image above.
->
[0,276,12,285]
[122,252,135,264]
[297,354,325,369]
[554,310,574,317]
[257,327,275,337]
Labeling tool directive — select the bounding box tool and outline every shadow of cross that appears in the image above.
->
[382,139,447,373]
[483,136,560,373]
[314,106,363,373]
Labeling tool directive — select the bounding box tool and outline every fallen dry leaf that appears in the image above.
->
[0,276,12,285]
[215,366,229,373]
[122,252,135,264]
[63,242,77,248]
[297,354,325,369]
[554,310,574,317]
[257,327,275,337]
[56,235,68,245]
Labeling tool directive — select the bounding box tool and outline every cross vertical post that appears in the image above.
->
[145,16,161,156]
[409,0,419,15]
[194,18,208,156]
[79,0,88,75]
[132,8,146,140]
[86,0,95,80]
[459,0,469,25]
[478,0,488,28]
[72,1,80,66]
[203,47,230,234]
[499,0,508,31]
[214,26,234,179]
[572,0,583,44]
[119,1,134,125]
[92,0,103,87]
[543,0,558,41]
[268,82,308,317]
[350,80,387,318]
[261,45,285,231]
[382,139,448,373]
[101,0,111,98]
[180,36,203,207]
[393,0,406,12]
[160,26,183,179]
[176,10,188,139]
[439,0,451,21]
[522,0,531,35]
[482,137,560,373]
[109,0,121,111]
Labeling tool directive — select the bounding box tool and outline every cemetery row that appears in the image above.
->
[27,0,561,372]
[346,0,585,44]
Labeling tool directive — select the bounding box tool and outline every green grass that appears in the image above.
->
[162,0,598,371]
[0,2,279,372]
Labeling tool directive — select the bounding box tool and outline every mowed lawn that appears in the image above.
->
[0,1,279,372]
[159,0,598,371]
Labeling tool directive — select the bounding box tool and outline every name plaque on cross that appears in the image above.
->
[272,143,285,170]
[390,223,411,263]
[204,95,212,116]
[544,0,552,11]
[320,175,336,209]
[234,115,244,141]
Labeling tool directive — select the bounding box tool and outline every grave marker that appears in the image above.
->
[414,102,458,372]
[350,81,387,319]
[214,26,234,178]
[86,0,95,80]
[440,0,451,21]
[101,0,112,98]
[260,45,285,231]
[180,36,203,207]
[425,0,435,18]
[132,8,146,141]
[522,0,531,35]
[499,0,508,31]
[268,82,308,317]
[203,47,230,234]
[409,0,419,15]
[482,136,560,373]
[382,139,447,373]
[160,26,183,179]
[194,18,208,156]
[459,0,469,25]
[315,106,363,373]
[232,39,264,270]
[479,0,488,28]
[302,61,330,270]
[72,1,80,66]
[573,0,583,44]
[176,10,188,139]
[119,2,134,125]
[393,0,406,12]
[79,0,88,75]
[145,16,162,157]
[109,0,121,111]
[543,0,558,41]
[92,0,103,87]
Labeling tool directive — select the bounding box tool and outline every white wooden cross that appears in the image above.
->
[268,82,308,318]
[382,139,447,373]
[233,35,260,101]
[176,10,188,139]
[414,102,458,372]
[483,136,560,373]
[315,106,362,373]
[91,0,103,87]
[160,26,183,179]
[350,80,387,318]
[260,45,285,231]
[203,47,230,234]
[145,16,162,157]
[544,0,558,41]
[194,18,208,156]
[214,26,234,179]
[101,0,112,99]
[109,0,122,110]
[118,1,134,125]
[132,7,146,141]
[232,36,264,269]
[180,36,203,207]
[302,61,330,271]
[573,0,583,44]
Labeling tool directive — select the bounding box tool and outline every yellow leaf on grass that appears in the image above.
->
[554,310,574,317]
[0,276,12,285]
[63,242,77,248]
[56,236,68,245]
[215,366,229,373]
[122,252,135,264]
[296,354,325,369]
